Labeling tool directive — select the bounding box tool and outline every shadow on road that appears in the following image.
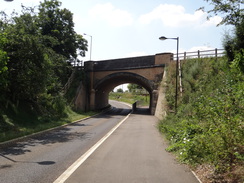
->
[0,106,144,157]
[0,127,89,156]
[0,152,56,169]
[0,106,131,157]
[132,108,151,115]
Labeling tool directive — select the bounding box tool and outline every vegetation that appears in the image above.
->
[109,90,149,106]
[200,0,243,26]
[223,17,244,62]
[159,55,244,182]
[127,83,143,92]
[0,0,89,142]
[0,104,96,142]
[159,2,244,182]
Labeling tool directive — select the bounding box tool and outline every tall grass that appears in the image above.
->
[159,57,244,182]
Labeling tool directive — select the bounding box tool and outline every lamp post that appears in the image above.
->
[159,36,179,113]
[84,33,92,61]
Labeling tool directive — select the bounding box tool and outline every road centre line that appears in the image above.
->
[53,112,131,183]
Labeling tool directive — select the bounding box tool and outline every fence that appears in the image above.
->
[63,67,77,95]
[172,48,225,60]
[174,48,225,98]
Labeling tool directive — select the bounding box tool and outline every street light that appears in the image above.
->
[159,36,179,113]
[84,33,92,61]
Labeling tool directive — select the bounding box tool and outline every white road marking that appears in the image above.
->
[53,113,131,183]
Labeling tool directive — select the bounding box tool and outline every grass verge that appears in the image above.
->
[0,105,97,143]
[109,92,149,106]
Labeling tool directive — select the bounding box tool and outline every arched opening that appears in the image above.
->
[94,72,154,113]
[110,83,150,114]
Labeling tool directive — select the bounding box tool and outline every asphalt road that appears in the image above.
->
[63,108,199,183]
[0,100,131,183]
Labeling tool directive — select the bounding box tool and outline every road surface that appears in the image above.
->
[0,101,199,183]
[62,107,199,183]
[0,100,131,183]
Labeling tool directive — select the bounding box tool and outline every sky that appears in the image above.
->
[1,0,232,61]
[1,0,232,90]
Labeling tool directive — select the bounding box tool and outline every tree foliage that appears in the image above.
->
[223,17,244,62]
[201,0,243,26]
[38,0,87,59]
[0,0,87,118]
[127,83,143,92]
[0,33,8,100]
[203,0,244,69]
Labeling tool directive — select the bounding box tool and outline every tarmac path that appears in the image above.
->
[63,108,199,183]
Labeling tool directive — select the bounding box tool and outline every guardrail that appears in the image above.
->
[172,48,225,60]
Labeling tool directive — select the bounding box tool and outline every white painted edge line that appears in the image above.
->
[0,108,111,147]
[191,170,203,183]
[53,113,131,183]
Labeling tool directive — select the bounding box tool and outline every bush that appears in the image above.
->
[159,56,244,182]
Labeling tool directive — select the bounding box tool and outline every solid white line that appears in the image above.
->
[53,113,131,183]
[191,170,203,183]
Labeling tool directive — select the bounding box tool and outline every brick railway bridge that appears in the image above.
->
[73,52,172,115]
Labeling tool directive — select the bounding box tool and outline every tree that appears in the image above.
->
[127,84,142,93]
[0,33,8,101]
[38,0,87,59]
[37,0,87,86]
[200,0,243,26]
[223,17,244,61]
[0,1,88,117]
[202,0,244,63]
[116,88,123,93]
[2,10,58,102]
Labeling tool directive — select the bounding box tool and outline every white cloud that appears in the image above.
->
[201,16,222,27]
[89,3,133,27]
[139,4,222,27]
[188,46,214,52]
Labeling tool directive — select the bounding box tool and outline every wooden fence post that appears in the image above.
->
[178,59,183,97]
[215,48,218,60]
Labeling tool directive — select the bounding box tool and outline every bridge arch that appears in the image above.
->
[94,72,153,109]
[74,53,172,115]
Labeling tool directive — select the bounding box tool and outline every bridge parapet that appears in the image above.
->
[84,53,173,72]
[86,55,155,71]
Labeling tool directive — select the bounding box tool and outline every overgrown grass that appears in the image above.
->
[109,92,149,106]
[0,102,96,143]
[159,56,244,182]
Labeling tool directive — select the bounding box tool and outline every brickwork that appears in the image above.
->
[75,53,173,115]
